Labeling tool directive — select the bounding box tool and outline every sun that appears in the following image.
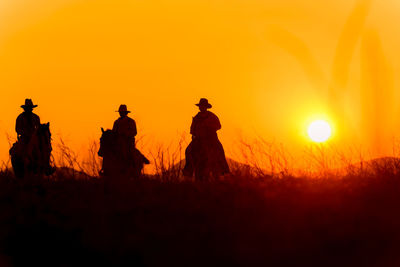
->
[307,120,332,143]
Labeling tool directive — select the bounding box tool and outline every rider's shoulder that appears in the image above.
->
[17,112,32,120]
[193,111,217,119]
[32,113,40,119]
[16,113,24,120]
[206,111,218,118]
[124,116,136,124]
[116,116,135,124]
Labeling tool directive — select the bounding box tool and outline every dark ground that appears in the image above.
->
[0,168,400,267]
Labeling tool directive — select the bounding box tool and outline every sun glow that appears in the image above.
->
[307,120,332,143]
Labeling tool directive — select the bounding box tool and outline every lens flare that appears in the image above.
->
[307,120,332,142]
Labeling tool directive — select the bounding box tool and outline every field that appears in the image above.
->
[1,157,400,267]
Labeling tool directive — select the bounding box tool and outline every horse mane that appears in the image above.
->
[99,128,116,157]
[36,123,51,149]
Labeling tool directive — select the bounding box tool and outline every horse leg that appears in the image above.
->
[194,168,203,181]
[195,160,208,182]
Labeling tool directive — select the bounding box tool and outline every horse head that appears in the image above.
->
[37,122,51,146]
[98,128,116,157]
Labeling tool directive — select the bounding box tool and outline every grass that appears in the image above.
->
[1,149,400,266]
[2,136,400,266]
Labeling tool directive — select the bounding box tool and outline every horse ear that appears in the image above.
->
[101,127,105,133]
[47,122,50,126]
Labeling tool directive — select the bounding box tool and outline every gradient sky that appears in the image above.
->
[1,0,400,167]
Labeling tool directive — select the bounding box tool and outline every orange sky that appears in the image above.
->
[1,0,400,168]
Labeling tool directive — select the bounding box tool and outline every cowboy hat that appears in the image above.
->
[116,104,131,113]
[195,98,212,109]
[21,99,38,109]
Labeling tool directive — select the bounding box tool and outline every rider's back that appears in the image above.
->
[112,116,137,139]
[190,111,221,139]
[16,112,40,141]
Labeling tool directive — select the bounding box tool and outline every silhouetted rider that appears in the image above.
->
[190,99,221,139]
[183,98,229,177]
[16,99,41,145]
[113,104,137,157]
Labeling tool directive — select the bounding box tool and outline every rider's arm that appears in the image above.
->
[130,120,137,137]
[112,120,118,132]
[207,113,221,132]
[190,116,198,137]
[15,116,22,135]
[215,115,221,131]
[36,114,41,125]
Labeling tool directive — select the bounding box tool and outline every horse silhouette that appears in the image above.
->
[10,123,54,179]
[98,128,149,179]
